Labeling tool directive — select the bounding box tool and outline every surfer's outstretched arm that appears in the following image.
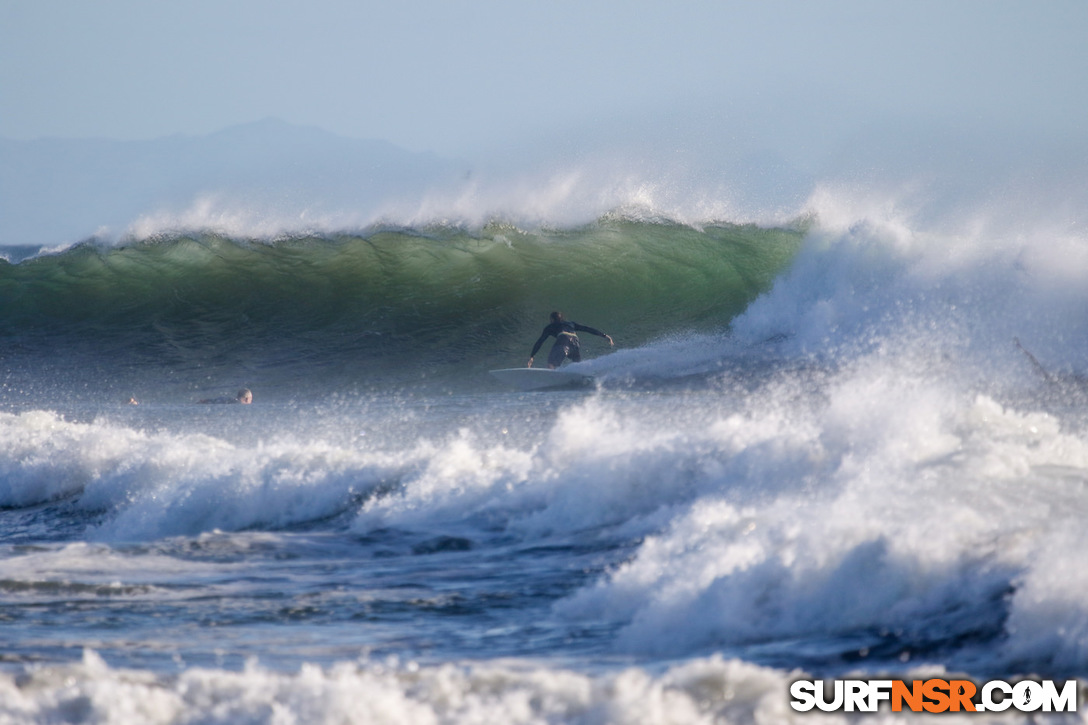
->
[572,323,613,346]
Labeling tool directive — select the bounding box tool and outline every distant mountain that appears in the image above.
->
[0,119,469,248]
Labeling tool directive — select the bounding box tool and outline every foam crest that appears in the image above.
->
[0,410,158,508]
[350,431,536,533]
[349,398,756,541]
[125,194,344,241]
[0,650,811,725]
[0,410,410,541]
[1000,516,1088,673]
[725,180,1088,382]
[95,439,402,541]
[393,164,773,231]
[552,356,1088,674]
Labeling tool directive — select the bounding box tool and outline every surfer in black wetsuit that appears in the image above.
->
[528,311,613,369]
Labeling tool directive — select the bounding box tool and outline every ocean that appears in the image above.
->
[2,135,1088,723]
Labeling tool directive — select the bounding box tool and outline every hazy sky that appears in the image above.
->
[1,1,1085,156]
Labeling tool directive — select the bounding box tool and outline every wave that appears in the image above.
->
[0,218,806,395]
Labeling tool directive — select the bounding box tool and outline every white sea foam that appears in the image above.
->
[0,410,409,540]
[1,649,975,725]
[552,359,1088,674]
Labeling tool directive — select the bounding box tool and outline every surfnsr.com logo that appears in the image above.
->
[790,679,1079,714]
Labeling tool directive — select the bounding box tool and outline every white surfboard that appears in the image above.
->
[489,367,594,391]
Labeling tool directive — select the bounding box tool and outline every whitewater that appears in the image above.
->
[2,123,1088,723]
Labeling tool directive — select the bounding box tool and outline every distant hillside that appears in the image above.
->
[0,119,468,249]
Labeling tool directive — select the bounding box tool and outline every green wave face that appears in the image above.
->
[0,219,805,393]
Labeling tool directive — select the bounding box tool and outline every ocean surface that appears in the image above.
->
[3,146,1088,723]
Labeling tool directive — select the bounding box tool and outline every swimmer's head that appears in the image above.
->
[237,389,253,404]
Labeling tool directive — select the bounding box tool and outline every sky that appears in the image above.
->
[2,0,1086,158]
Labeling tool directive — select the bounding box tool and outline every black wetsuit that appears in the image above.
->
[530,321,608,368]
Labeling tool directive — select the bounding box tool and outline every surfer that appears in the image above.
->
[528,311,613,369]
[199,388,253,404]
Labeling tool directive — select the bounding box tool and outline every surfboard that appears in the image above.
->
[489,367,594,391]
